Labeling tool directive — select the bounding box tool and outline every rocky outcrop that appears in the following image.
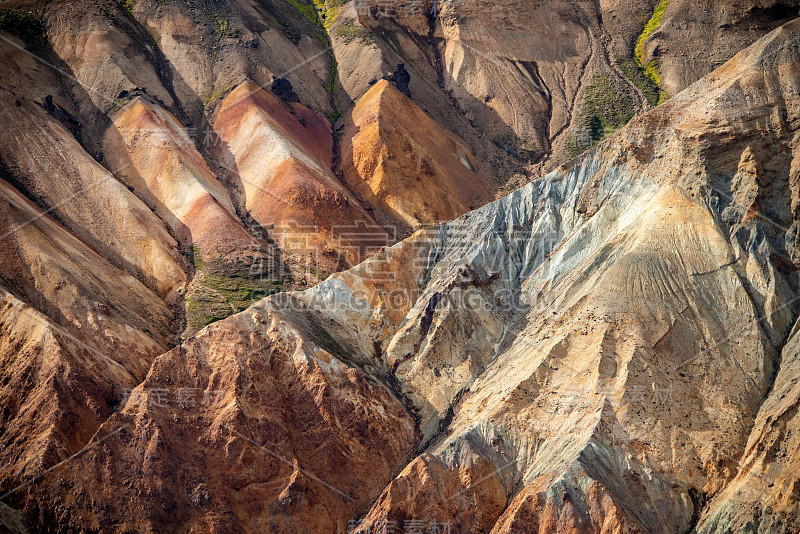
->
[20,294,418,532]
[348,19,800,532]
[105,96,258,258]
[348,17,800,532]
[696,317,800,532]
[0,0,516,335]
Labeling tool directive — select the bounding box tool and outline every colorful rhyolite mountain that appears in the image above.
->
[0,0,799,532]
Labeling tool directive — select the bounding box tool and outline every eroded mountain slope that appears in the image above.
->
[341,79,491,232]
[332,0,798,173]
[0,0,524,525]
[0,177,173,494]
[8,16,800,534]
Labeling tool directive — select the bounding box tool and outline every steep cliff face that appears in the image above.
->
[5,16,800,534]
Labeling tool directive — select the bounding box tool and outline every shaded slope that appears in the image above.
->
[0,34,187,301]
[0,177,172,501]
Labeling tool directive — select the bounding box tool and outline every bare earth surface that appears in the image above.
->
[1,0,800,533]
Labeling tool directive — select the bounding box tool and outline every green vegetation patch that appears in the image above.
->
[121,0,136,17]
[185,253,288,330]
[208,10,239,42]
[567,73,637,157]
[634,0,670,104]
[286,0,320,25]
[324,57,341,122]
[0,8,44,44]
[334,19,373,45]
[285,0,342,37]
[117,0,147,21]
[311,0,339,30]
[203,80,237,107]
[618,58,660,107]
[281,0,340,121]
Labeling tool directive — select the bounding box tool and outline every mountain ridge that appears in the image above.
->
[1,2,800,532]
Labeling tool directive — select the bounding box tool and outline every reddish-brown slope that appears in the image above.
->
[103,96,286,332]
[213,82,390,278]
[23,298,418,533]
[341,80,492,231]
[0,177,171,498]
[354,452,509,534]
[104,97,259,260]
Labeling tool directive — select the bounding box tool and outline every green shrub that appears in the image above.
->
[208,11,239,41]
[567,74,637,157]
[121,0,136,18]
[312,0,339,30]
[618,58,661,107]
[285,0,319,24]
